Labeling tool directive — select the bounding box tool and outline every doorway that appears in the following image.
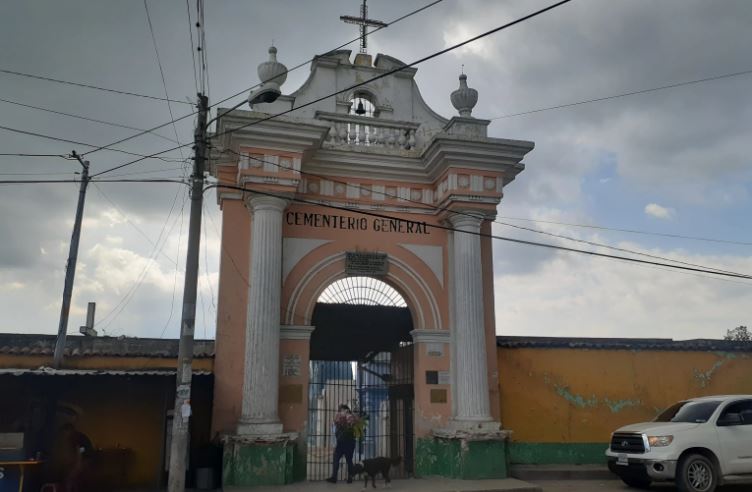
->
[305,277,414,481]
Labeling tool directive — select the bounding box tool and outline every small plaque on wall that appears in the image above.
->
[430,389,448,403]
[345,252,388,276]
[282,354,301,377]
[438,371,450,385]
[426,342,444,357]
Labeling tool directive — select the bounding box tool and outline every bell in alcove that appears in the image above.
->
[355,100,366,115]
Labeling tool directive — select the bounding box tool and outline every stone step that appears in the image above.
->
[510,464,614,481]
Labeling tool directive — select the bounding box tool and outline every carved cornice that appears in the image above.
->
[410,329,451,344]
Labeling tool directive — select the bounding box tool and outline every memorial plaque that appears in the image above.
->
[282,354,301,377]
[430,389,448,403]
[438,370,450,385]
[426,342,444,357]
[345,252,388,276]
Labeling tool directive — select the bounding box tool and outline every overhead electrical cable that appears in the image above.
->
[493,215,752,247]
[0,153,73,158]
[92,183,178,266]
[185,0,200,94]
[225,149,745,278]
[92,0,573,177]
[80,0,445,159]
[144,0,187,162]
[0,124,184,161]
[489,68,752,120]
[0,96,178,144]
[0,178,185,185]
[206,182,752,281]
[0,68,193,105]
[98,185,187,333]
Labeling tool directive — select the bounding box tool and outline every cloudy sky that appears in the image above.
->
[1,0,750,341]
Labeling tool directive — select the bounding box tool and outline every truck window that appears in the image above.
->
[656,400,721,423]
[655,402,686,422]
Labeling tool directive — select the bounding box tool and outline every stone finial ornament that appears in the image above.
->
[257,46,287,92]
[450,73,478,117]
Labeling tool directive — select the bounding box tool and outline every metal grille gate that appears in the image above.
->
[307,344,414,481]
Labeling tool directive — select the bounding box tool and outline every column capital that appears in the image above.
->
[243,194,289,213]
[446,212,484,230]
[280,325,315,340]
[410,329,450,344]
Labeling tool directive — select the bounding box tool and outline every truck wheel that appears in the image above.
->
[620,476,651,489]
[677,454,717,492]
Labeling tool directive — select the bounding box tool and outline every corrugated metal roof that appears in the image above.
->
[0,366,211,376]
[0,334,214,358]
[497,335,752,351]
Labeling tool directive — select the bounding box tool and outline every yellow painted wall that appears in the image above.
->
[497,347,752,443]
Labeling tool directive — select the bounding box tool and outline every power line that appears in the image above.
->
[92,183,178,266]
[489,68,752,120]
[144,0,187,161]
[80,0,445,160]
[0,68,193,105]
[92,0,571,177]
[0,178,185,185]
[226,149,744,278]
[100,185,188,334]
[159,187,189,338]
[0,124,184,161]
[0,153,73,158]
[0,96,178,144]
[212,0,574,143]
[207,182,752,281]
[494,215,752,247]
[197,0,210,98]
[185,0,199,94]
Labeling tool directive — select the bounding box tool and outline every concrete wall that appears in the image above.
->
[497,346,752,464]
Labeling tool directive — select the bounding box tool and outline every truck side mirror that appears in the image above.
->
[717,412,742,426]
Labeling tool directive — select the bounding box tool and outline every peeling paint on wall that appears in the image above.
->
[693,359,725,388]
[603,398,641,413]
[550,384,641,413]
[554,385,598,408]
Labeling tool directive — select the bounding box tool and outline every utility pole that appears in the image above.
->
[168,93,208,492]
[53,151,90,368]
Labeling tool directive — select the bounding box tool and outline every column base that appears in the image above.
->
[222,433,303,486]
[415,427,511,480]
[236,419,284,437]
[443,418,502,435]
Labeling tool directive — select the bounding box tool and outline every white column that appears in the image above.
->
[449,214,493,426]
[237,195,287,436]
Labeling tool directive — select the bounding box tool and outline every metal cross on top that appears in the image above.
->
[340,0,388,54]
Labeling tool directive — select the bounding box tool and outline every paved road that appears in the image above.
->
[535,479,751,491]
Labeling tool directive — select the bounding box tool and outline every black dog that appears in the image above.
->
[351,456,401,488]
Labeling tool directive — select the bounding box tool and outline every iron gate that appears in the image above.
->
[306,344,414,481]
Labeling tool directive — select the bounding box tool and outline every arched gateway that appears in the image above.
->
[210,46,534,486]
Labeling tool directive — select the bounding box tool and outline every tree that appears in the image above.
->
[724,326,751,342]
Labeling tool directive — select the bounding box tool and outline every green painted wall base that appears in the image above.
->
[415,436,508,479]
[508,442,608,465]
[222,437,302,487]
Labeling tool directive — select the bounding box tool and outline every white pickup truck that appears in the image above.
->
[606,395,752,492]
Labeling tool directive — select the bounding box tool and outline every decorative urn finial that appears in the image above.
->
[257,46,287,93]
[450,73,478,117]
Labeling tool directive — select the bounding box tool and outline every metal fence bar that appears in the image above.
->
[307,345,414,481]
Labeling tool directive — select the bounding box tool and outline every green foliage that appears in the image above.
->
[724,326,751,342]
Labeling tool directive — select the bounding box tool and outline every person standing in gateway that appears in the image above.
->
[326,404,357,483]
